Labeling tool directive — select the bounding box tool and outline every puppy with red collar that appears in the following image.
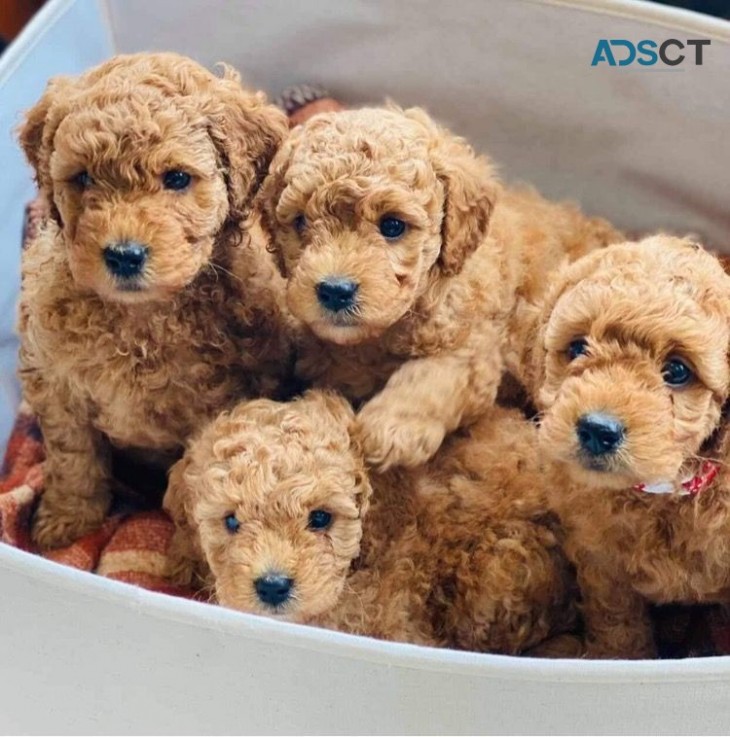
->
[520,235,730,658]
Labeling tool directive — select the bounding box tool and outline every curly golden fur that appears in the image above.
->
[18,53,292,548]
[524,236,730,658]
[259,106,621,470]
[164,391,577,654]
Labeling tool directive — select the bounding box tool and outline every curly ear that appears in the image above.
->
[206,66,288,223]
[18,76,74,197]
[433,136,499,276]
[517,250,608,406]
[352,458,373,518]
[509,299,550,405]
[163,456,195,528]
[257,131,301,277]
[405,108,499,277]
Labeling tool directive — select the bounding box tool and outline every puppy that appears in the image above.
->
[524,235,730,658]
[164,391,576,654]
[18,53,290,548]
[259,107,621,470]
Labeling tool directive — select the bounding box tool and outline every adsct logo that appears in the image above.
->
[591,39,711,67]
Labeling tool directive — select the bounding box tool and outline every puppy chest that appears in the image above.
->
[297,344,402,402]
[76,342,249,448]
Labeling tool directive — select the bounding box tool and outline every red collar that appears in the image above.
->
[633,460,719,497]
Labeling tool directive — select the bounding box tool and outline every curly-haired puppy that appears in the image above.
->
[259,107,621,470]
[18,53,290,548]
[523,235,730,658]
[164,391,576,654]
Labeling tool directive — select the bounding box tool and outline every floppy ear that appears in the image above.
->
[206,66,288,223]
[351,458,373,518]
[405,108,499,277]
[433,136,499,276]
[164,455,210,585]
[163,457,195,528]
[507,300,547,401]
[257,131,301,277]
[344,423,373,519]
[519,250,609,406]
[18,76,73,201]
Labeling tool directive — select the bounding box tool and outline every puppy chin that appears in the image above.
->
[558,458,641,491]
[551,447,685,492]
[309,320,379,346]
[98,282,178,305]
[76,270,196,305]
[307,304,409,345]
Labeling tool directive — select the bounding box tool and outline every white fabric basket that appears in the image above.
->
[0,0,729,732]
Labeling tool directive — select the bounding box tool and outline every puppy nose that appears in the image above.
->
[576,413,625,456]
[103,242,148,278]
[254,574,294,606]
[316,277,358,313]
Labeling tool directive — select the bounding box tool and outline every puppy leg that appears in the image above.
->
[578,564,655,659]
[357,327,503,469]
[28,387,111,549]
[432,522,577,655]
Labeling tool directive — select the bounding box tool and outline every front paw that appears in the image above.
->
[526,634,587,659]
[357,403,446,470]
[584,637,656,660]
[32,493,110,550]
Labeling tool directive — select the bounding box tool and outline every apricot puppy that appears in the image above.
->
[524,236,730,658]
[18,53,290,548]
[260,106,620,469]
[165,391,576,654]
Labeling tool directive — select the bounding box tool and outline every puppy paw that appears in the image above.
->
[525,634,586,659]
[31,493,110,550]
[584,639,656,660]
[357,403,446,470]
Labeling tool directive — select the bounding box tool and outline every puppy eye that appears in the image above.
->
[71,171,93,189]
[224,513,241,534]
[163,170,192,191]
[293,214,307,234]
[308,509,333,531]
[567,338,589,361]
[379,216,407,240]
[662,357,693,388]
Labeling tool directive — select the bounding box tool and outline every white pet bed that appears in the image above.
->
[1,0,729,733]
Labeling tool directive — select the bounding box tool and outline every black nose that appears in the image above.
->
[316,277,358,313]
[254,574,293,606]
[103,242,148,278]
[576,413,625,457]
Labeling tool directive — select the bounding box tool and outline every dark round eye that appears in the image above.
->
[224,513,240,534]
[293,214,306,234]
[379,216,407,240]
[308,509,332,531]
[71,171,93,189]
[662,358,693,388]
[567,338,589,361]
[163,170,192,191]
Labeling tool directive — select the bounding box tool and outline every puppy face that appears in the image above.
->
[534,237,730,489]
[20,53,286,304]
[167,392,371,621]
[260,107,498,345]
